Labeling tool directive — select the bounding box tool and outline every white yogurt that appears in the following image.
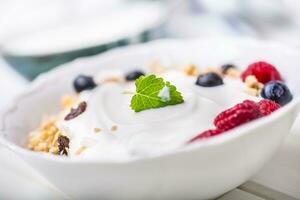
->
[57,70,260,161]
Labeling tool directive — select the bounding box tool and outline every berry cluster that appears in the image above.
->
[188,99,280,143]
[194,61,293,106]
[189,61,295,143]
[241,61,292,106]
[72,70,145,93]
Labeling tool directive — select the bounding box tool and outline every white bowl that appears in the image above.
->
[1,38,300,200]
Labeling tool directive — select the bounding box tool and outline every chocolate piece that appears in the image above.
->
[64,101,87,121]
[58,135,70,156]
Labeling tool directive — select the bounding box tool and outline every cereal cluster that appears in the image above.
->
[244,75,264,97]
[27,95,78,155]
[183,64,240,79]
[27,119,61,154]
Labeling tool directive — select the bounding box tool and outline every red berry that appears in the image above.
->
[258,99,281,116]
[214,100,262,131]
[188,129,223,143]
[241,61,283,84]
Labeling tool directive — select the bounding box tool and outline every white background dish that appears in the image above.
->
[1,1,166,56]
[1,38,300,199]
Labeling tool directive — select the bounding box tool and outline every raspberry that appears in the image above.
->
[241,61,282,84]
[188,129,223,143]
[258,99,281,116]
[214,100,262,131]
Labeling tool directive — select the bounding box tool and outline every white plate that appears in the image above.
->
[2,2,166,56]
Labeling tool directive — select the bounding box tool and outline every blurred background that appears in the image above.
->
[1,1,300,199]
[2,0,300,106]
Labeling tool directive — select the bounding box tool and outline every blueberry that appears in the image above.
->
[221,64,236,74]
[73,75,97,93]
[261,81,293,106]
[125,70,145,81]
[195,72,224,87]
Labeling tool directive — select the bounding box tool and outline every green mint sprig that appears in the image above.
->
[129,75,184,112]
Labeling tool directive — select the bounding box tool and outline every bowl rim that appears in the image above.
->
[1,37,300,164]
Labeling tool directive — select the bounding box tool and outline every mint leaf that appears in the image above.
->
[130,75,184,112]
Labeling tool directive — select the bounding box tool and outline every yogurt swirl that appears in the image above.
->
[57,70,259,160]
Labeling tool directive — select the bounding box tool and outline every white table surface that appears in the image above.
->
[0,58,299,200]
